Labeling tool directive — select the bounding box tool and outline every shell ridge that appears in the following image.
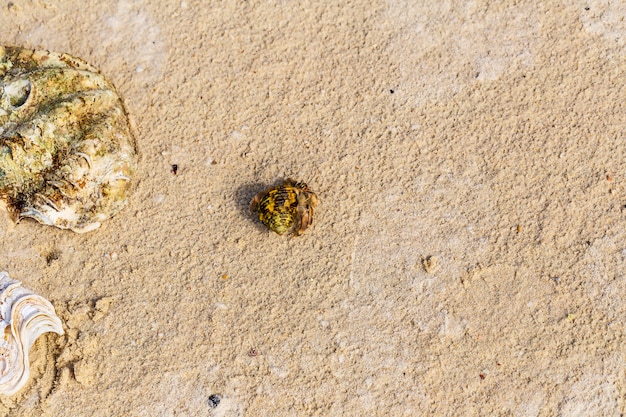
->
[0,272,63,396]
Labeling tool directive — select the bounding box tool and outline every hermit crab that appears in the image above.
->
[250,179,319,236]
[0,46,137,232]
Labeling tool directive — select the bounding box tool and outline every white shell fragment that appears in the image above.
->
[0,46,137,232]
[0,271,63,396]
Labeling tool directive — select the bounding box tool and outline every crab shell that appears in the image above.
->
[0,272,63,396]
[250,179,318,235]
[0,46,137,232]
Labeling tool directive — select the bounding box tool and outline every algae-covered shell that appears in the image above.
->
[0,46,137,232]
[0,271,63,396]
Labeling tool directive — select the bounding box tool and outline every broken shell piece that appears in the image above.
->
[0,46,137,232]
[0,271,63,396]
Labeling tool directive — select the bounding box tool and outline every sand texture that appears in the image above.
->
[0,0,625,416]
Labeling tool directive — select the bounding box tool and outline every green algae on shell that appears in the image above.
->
[0,46,137,232]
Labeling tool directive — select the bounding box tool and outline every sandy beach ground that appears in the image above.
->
[0,0,625,416]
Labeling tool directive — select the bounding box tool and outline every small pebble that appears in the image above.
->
[208,394,221,408]
[422,255,438,273]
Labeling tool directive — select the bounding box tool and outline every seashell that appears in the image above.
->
[250,179,319,236]
[0,271,63,396]
[0,46,137,233]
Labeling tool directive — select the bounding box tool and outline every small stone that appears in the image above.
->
[422,255,438,273]
[208,394,221,408]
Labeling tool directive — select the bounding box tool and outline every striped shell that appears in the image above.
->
[250,179,318,236]
[0,46,137,232]
[0,272,63,396]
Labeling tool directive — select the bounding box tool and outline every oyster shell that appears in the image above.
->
[0,271,63,396]
[0,46,137,233]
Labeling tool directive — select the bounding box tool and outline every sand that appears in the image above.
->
[0,0,625,416]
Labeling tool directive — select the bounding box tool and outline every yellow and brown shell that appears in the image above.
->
[0,46,137,233]
[250,179,318,236]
